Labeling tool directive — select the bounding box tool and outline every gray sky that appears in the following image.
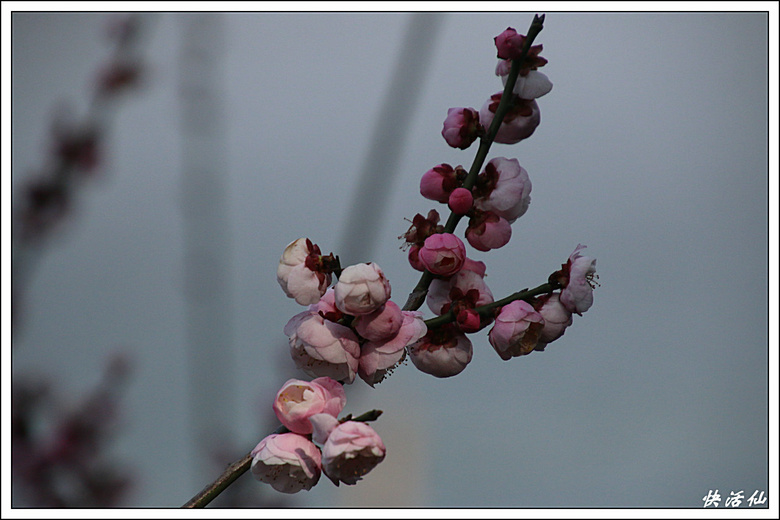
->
[8,8,775,511]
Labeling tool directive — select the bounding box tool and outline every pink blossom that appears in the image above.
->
[352,300,403,342]
[558,244,598,315]
[465,210,512,251]
[448,187,473,215]
[488,300,545,360]
[493,28,548,71]
[427,268,493,316]
[418,233,466,277]
[318,420,386,486]
[420,164,459,203]
[535,293,573,350]
[334,263,391,315]
[277,238,332,305]
[461,257,487,277]
[408,325,473,378]
[473,157,531,223]
[441,107,481,149]
[494,27,526,60]
[359,311,427,386]
[250,433,322,494]
[272,377,347,435]
[284,311,361,383]
[479,92,540,145]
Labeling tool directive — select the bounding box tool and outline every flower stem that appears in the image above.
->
[403,14,545,312]
[181,409,383,508]
[423,279,560,330]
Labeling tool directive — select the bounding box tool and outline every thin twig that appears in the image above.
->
[181,409,383,508]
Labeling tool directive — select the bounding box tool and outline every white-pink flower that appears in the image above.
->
[284,311,361,383]
[333,263,391,316]
[277,238,331,305]
[536,293,573,349]
[358,310,427,386]
[316,419,386,486]
[559,244,598,315]
[408,326,473,378]
[418,233,466,277]
[427,267,493,316]
[473,157,531,223]
[488,300,545,360]
[496,62,553,99]
[250,433,322,494]
[272,377,347,435]
[479,92,540,145]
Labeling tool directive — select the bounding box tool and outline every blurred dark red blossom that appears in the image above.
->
[97,60,143,95]
[54,124,101,172]
[17,178,70,242]
[12,352,134,507]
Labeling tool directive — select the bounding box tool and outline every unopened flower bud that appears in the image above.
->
[333,263,391,315]
[448,187,473,215]
[358,310,427,386]
[488,300,545,359]
[535,293,573,350]
[465,211,512,252]
[418,233,466,277]
[352,301,403,342]
[456,308,482,333]
[420,164,459,203]
[250,433,322,493]
[473,157,532,223]
[277,238,333,305]
[408,325,473,378]
[441,107,481,149]
[284,311,360,383]
[320,421,386,486]
[407,245,425,272]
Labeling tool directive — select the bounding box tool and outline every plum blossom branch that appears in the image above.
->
[185,12,598,506]
[181,409,383,508]
[403,14,545,312]
[422,280,560,330]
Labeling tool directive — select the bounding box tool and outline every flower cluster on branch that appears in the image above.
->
[185,14,599,505]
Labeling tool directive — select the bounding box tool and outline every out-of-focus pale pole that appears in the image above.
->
[338,13,445,264]
[177,13,236,491]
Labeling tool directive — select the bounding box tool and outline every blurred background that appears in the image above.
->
[8,9,772,509]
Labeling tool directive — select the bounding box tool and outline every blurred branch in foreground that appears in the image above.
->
[12,13,158,331]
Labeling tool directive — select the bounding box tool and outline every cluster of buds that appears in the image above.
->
[250,377,385,493]
[278,238,427,386]
[397,22,597,374]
